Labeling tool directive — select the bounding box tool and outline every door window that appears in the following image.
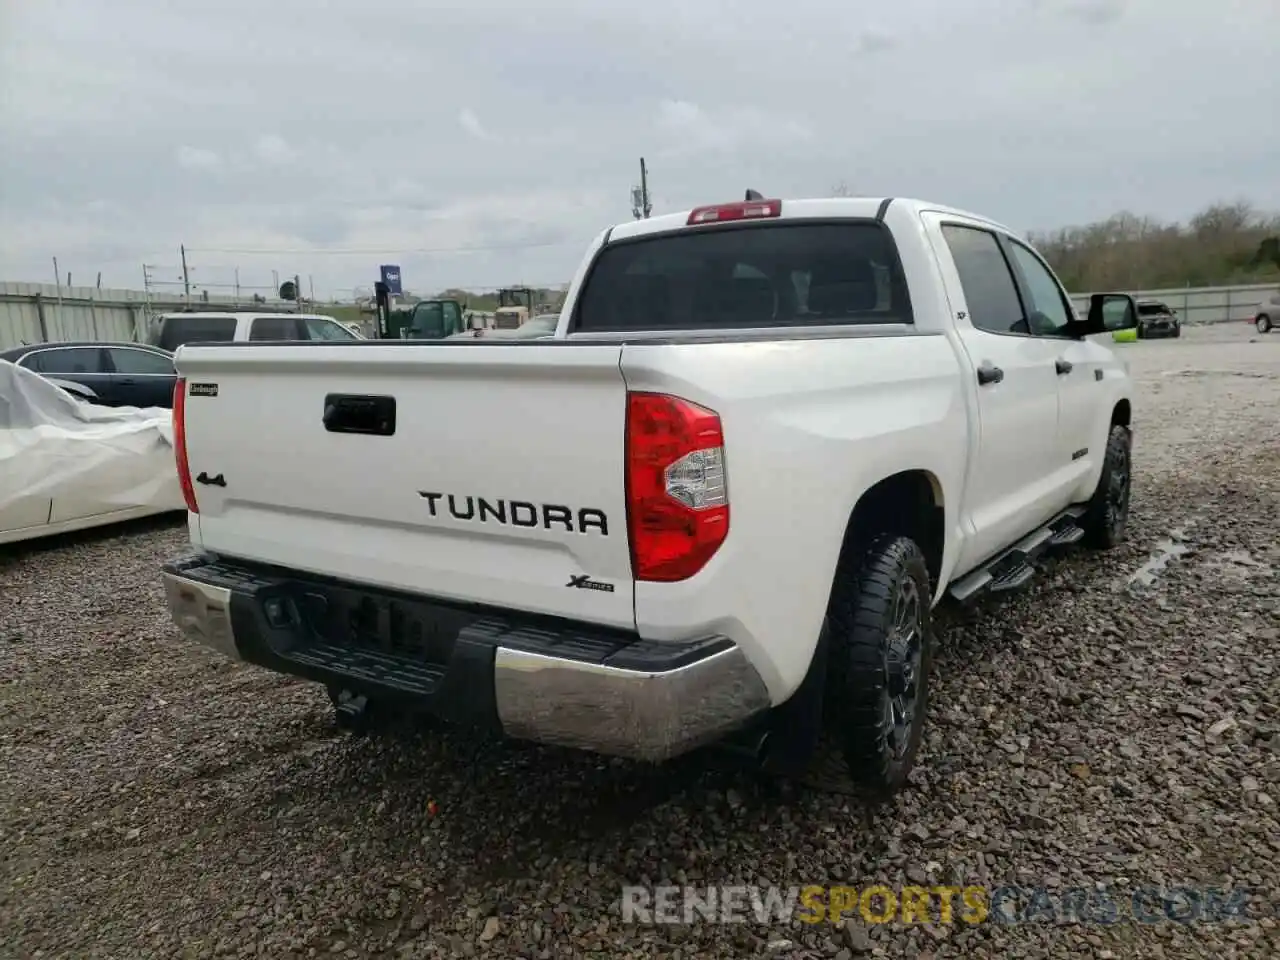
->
[249,316,303,340]
[23,347,106,374]
[1006,240,1073,337]
[939,225,1028,335]
[441,302,462,336]
[108,348,174,375]
[303,317,359,340]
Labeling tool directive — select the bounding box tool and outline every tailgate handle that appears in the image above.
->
[322,394,396,436]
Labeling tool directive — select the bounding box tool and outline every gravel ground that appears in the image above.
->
[2,323,1278,960]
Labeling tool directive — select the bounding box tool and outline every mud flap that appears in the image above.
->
[758,619,829,778]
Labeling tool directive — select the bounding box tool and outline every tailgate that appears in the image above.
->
[175,342,635,627]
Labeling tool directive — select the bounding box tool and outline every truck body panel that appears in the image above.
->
[177,343,637,627]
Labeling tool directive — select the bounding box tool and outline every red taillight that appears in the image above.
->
[172,378,199,514]
[625,392,729,582]
[686,199,782,226]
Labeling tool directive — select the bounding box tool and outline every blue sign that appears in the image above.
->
[379,264,403,295]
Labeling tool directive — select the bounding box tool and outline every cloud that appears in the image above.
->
[175,146,221,171]
[856,29,897,54]
[253,134,297,166]
[1060,0,1127,24]
[458,108,494,141]
[0,0,1276,298]
[653,99,814,160]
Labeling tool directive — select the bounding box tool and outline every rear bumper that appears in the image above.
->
[160,554,770,761]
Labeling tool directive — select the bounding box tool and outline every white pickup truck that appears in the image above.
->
[161,196,1139,797]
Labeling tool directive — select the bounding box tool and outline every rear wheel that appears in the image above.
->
[1258,314,1272,334]
[817,534,934,799]
[1082,424,1132,549]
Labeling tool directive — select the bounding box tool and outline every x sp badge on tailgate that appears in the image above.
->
[566,574,615,593]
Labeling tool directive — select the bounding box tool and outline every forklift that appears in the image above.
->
[492,286,537,330]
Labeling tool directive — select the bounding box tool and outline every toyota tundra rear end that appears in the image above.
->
[161,196,951,764]
[162,333,772,759]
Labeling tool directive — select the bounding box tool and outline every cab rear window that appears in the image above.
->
[574,221,913,332]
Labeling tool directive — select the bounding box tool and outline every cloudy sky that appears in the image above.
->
[2,0,1277,299]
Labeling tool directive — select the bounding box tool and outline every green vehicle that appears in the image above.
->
[372,289,468,340]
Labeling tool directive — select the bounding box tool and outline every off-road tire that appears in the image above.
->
[1171,324,1181,338]
[805,534,934,800]
[1258,314,1272,334]
[1081,423,1132,549]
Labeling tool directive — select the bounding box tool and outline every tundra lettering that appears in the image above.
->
[417,491,609,535]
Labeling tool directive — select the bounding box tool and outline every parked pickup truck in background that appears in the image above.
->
[161,196,1139,798]
[1134,299,1181,339]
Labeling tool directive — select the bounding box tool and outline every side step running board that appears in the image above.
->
[948,506,1087,603]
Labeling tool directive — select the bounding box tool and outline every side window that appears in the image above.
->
[108,348,174,375]
[940,225,1027,335]
[249,316,302,340]
[302,317,358,341]
[1006,240,1073,337]
[441,302,462,336]
[26,347,106,374]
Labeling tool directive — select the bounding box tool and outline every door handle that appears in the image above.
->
[976,362,1004,386]
[1055,359,1073,375]
[323,394,397,436]
[117,378,138,385]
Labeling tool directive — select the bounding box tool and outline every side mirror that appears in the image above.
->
[1083,293,1137,336]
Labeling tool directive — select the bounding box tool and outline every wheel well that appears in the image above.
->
[1112,399,1131,427]
[841,471,944,590]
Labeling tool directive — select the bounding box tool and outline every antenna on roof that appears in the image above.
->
[744,189,764,201]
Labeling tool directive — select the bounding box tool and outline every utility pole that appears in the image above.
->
[631,157,652,220]
[180,244,191,305]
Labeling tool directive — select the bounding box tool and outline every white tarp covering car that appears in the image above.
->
[0,359,183,545]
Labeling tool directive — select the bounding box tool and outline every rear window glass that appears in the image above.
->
[156,316,236,351]
[574,222,912,332]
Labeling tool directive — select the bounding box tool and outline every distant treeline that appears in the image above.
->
[1029,201,1280,291]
